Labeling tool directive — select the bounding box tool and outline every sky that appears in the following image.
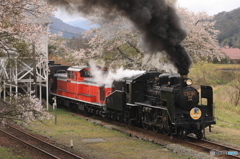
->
[177,0,240,16]
[54,10,87,22]
[54,0,240,22]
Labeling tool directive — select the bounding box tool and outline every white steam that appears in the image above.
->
[89,60,145,86]
[141,53,177,73]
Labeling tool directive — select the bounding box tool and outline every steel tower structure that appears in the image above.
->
[0,18,51,109]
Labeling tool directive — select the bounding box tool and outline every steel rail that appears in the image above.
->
[0,129,61,159]
[7,125,83,159]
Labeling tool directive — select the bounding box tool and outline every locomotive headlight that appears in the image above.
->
[185,79,193,86]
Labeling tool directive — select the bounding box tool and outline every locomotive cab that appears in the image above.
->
[159,73,171,86]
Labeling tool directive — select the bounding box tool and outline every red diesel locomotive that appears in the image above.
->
[49,63,111,116]
[54,66,111,103]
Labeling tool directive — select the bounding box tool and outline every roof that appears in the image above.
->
[67,66,88,72]
[221,48,240,60]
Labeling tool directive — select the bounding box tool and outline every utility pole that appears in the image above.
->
[52,96,57,124]
[32,44,37,97]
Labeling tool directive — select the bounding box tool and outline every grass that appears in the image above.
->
[0,147,30,159]
[188,63,240,145]
[206,98,240,145]
[26,109,189,159]
[189,63,240,86]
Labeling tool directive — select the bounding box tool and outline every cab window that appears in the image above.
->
[80,70,91,77]
[67,71,74,79]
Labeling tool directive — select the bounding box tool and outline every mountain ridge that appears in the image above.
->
[213,7,240,48]
[66,19,99,30]
[49,16,84,38]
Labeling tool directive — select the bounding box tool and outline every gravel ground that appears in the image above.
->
[165,144,216,159]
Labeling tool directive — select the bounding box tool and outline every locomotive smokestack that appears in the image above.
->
[46,0,192,74]
[181,75,188,79]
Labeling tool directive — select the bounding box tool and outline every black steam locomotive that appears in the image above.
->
[49,62,215,139]
[107,71,215,139]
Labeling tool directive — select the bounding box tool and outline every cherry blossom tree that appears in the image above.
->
[0,0,54,125]
[0,0,54,56]
[48,31,87,64]
[68,15,144,69]
[177,8,225,62]
[0,94,52,126]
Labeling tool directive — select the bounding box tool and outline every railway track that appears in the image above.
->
[119,127,240,159]
[127,127,240,158]
[0,125,83,159]
[121,128,240,159]
[186,137,240,159]
[72,111,240,159]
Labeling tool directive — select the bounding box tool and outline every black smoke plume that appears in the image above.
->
[47,0,192,75]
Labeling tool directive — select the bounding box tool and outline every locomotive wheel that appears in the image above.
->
[118,115,124,123]
[127,119,132,126]
[152,126,160,133]
[196,131,203,140]
[177,129,182,139]
[111,114,116,120]
[178,128,187,140]
[162,127,170,136]
[142,113,150,130]
[142,123,149,130]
